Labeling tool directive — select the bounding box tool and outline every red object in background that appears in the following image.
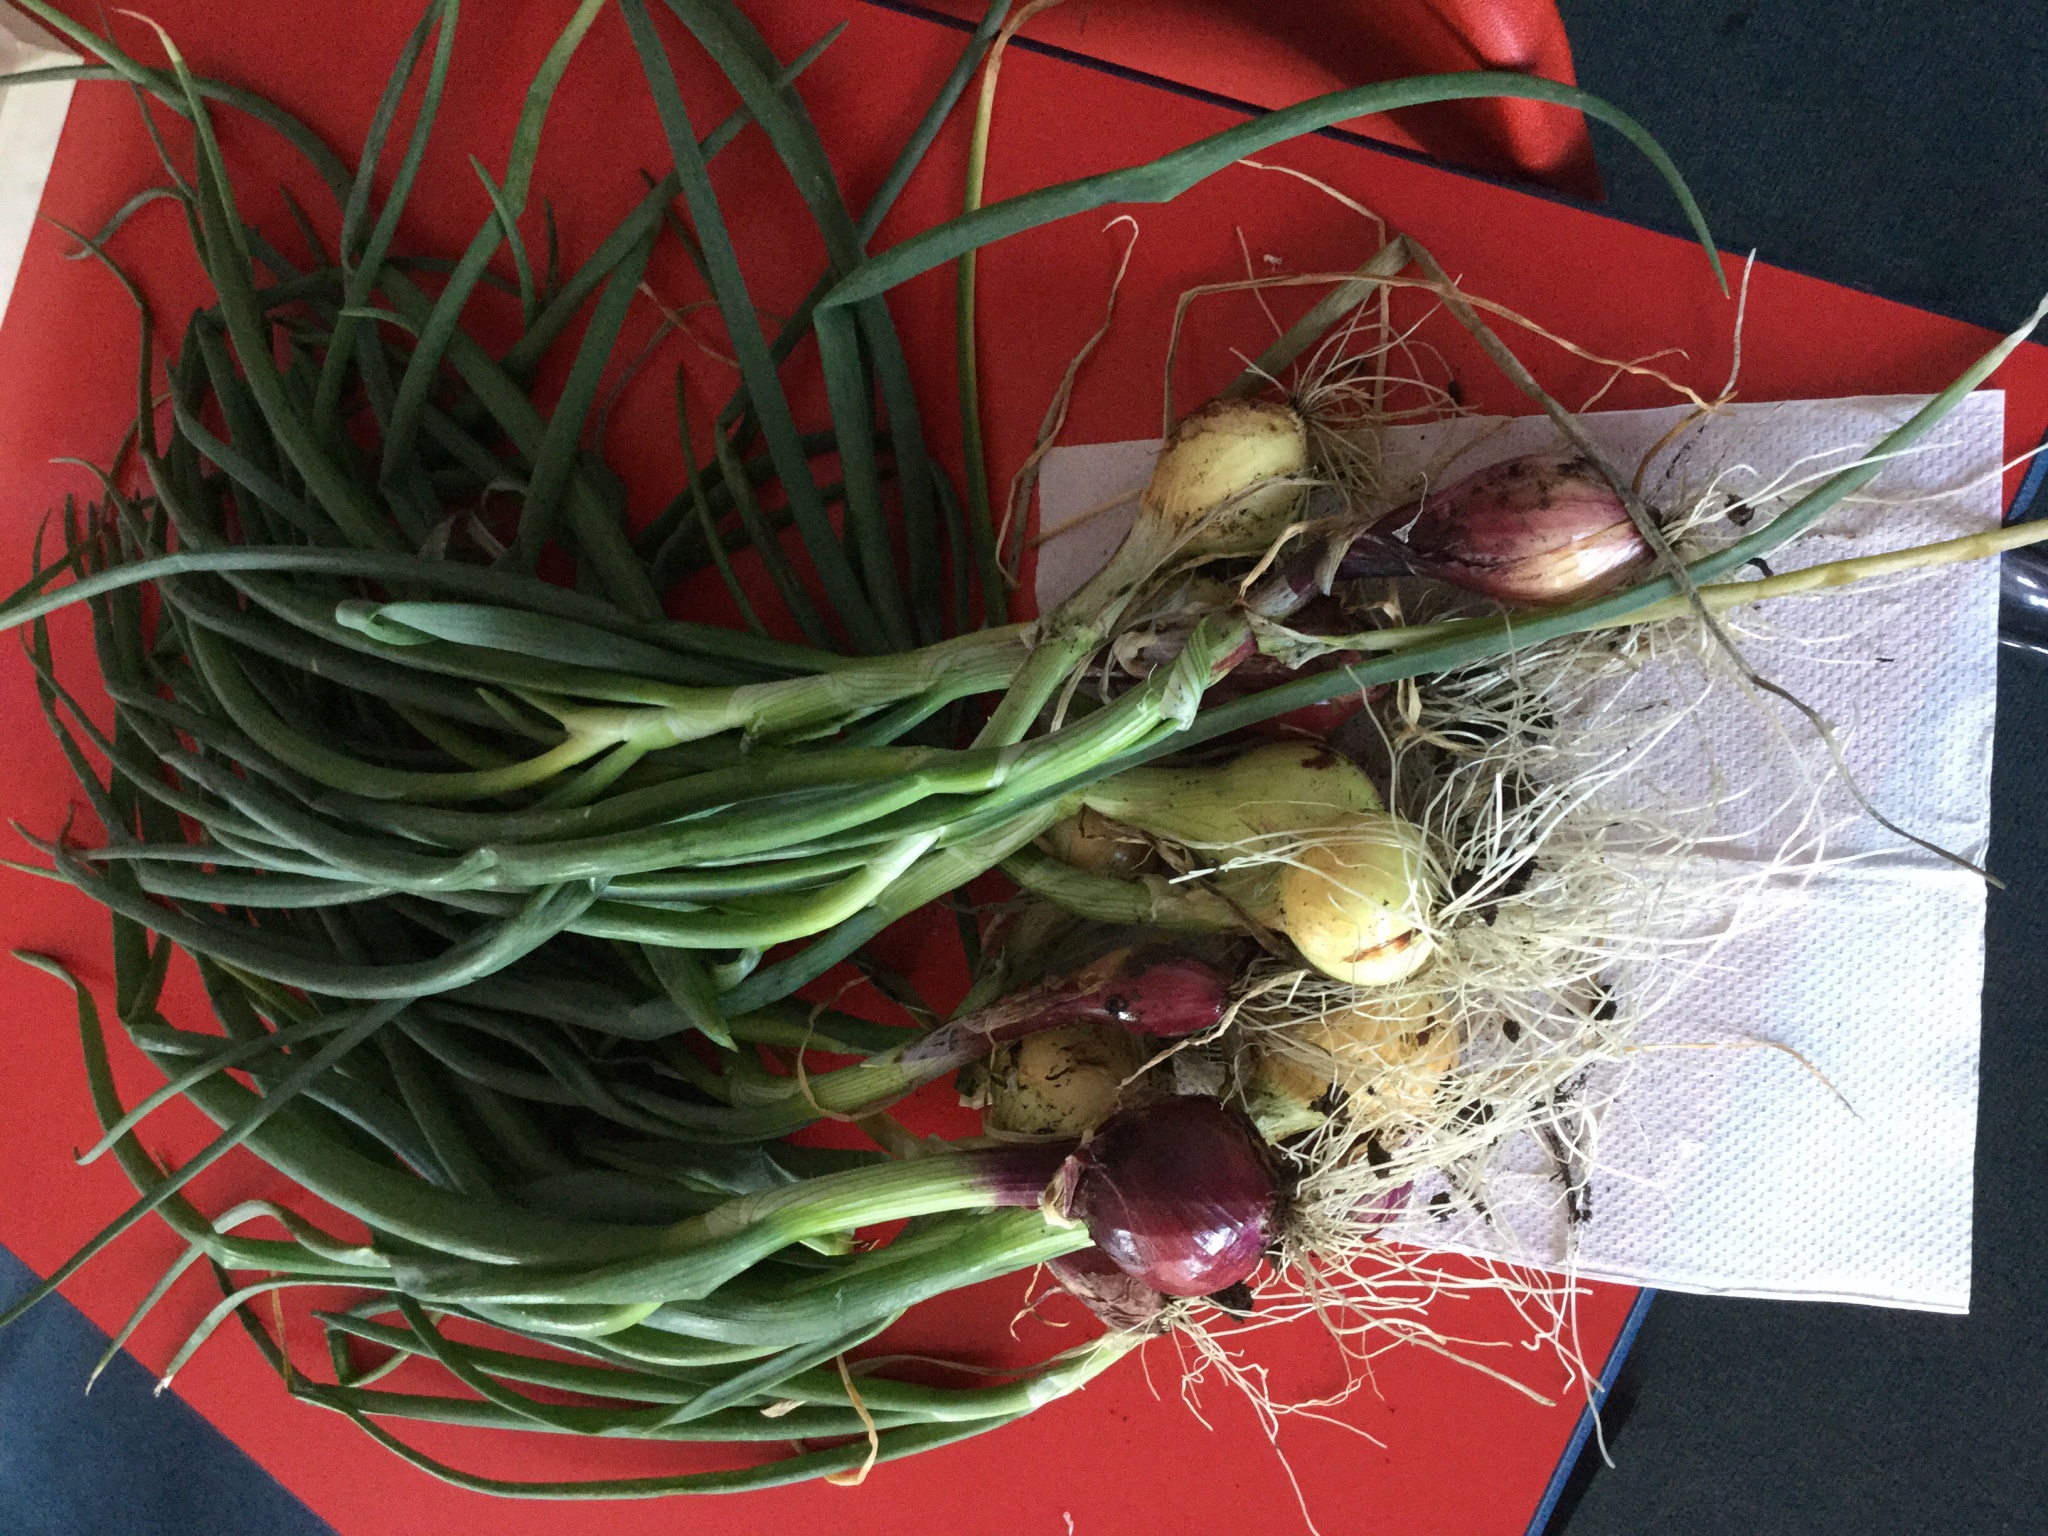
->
[916,0,1601,195]
[2,3,2045,1535]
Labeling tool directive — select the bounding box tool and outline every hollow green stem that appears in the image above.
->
[396,1141,1073,1307]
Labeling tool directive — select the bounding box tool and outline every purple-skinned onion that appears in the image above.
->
[1344,452,1649,606]
[795,947,1235,1124]
[1351,1180,1414,1234]
[898,945,1234,1071]
[1045,1095,1279,1297]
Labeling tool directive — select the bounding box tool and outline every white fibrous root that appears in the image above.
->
[1241,990,1453,1142]
[1122,606,1839,1428]
[1029,434,1859,1399]
[1024,247,2002,1470]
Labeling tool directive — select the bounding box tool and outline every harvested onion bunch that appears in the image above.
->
[4,0,2047,1502]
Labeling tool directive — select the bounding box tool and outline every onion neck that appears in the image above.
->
[973,515,1184,749]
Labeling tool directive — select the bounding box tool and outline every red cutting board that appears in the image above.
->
[1,3,2042,1535]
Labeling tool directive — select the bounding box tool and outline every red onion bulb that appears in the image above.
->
[1049,1096,1278,1297]
[1348,451,1648,606]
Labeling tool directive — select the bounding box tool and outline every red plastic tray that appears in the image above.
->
[2,3,2042,1533]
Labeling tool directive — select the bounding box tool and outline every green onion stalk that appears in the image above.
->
[0,0,1736,1020]
[4,0,2044,1498]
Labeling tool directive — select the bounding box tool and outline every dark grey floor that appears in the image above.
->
[0,1249,336,1536]
[1551,4,2048,1532]
[1562,0,2048,335]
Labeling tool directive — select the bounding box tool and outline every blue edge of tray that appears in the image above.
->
[1522,1286,1656,1536]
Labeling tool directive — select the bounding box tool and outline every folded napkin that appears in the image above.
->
[0,4,77,333]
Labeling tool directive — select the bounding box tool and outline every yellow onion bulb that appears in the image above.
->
[1245,991,1454,1140]
[1051,397,1307,624]
[984,1022,1144,1139]
[1307,992,1455,1118]
[1040,808,1157,879]
[1141,397,1308,560]
[1272,811,1434,986]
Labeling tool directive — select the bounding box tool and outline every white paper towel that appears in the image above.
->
[0,4,77,333]
[1035,393,2003,1313]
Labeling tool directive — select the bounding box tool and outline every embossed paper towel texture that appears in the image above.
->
[1,4,78,332]
[1035,392,2001,1312]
